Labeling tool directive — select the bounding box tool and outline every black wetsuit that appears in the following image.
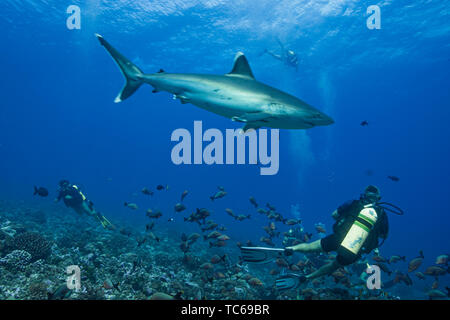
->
[321,200,389,266]
[56,186,84,208]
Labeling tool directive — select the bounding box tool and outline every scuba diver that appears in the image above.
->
[264,38,299,71]
[55,180,115,230]
[240,185,403,291]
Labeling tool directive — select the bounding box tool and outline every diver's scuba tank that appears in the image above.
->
[72,185,86,201]
[338,204,378,261]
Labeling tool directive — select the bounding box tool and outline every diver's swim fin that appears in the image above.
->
[240,246,285,264]
[275,273,306,291]
[96,214,116,230]
[96,34,144,103]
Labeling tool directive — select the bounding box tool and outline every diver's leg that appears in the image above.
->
[288,239,323,253]
[265,50,283,61]
[305,259,341,280]
[275,36,285,51]
[81,201,96,217]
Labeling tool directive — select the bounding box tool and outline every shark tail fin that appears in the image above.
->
[96,34,144,103]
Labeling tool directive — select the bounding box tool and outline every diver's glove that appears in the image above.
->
[284,248,294,256]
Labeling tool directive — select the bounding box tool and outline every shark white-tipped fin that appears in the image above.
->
[227,52,255,79]
[241,123,260,133]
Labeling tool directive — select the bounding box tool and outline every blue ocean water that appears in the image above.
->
[0,1,449,300]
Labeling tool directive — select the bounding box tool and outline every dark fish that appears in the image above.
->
[113,282,121,292]
[141,187,154,196]
[156,184,168,191]
[48,285,72,300]
[124,202,138,210]
[201,222,218,232]
[389,255,406,264]
[424,266,447,276]
[225,208,235,217]
[120,228,132,237]
[377,263,392,276]
[137,237,147,247]
[303,233,313,242]
[181,233,188,242]
[360,120,369,126]
[210,191,227,201]
[211,254,227,264]
[387,176,400,182]
[209,240,226,248]
[187,233,201,244]
[174,203,186,213]
[249,197,258,208]
[408,251,424,272]
[285,219,300,226]
[34,186,49,197]
[146,209,162,219]
[257,208,268,215]
[181,190,189,202]
[235,214,251,221]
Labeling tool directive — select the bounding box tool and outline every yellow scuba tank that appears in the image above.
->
[338,205,378,259]
[72,185,86,201]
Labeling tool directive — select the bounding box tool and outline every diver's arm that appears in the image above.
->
[306,259,341,280]
[287,239,323,253]
[276,37,285,51]
[54,191,62,203]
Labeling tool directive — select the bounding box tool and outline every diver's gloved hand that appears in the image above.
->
[299,275,307,284]
[284,248,294,256]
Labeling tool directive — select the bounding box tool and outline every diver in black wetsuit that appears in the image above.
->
[264,38,299,71]
[55,180,115,230]
[285,185,389,282]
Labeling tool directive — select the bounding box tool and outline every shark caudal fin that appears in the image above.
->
[95,34,144,103]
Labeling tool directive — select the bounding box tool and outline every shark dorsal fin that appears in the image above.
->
[227,52,255,79]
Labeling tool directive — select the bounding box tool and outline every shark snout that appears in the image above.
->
[304,111,334,127]
[317,113,334,126]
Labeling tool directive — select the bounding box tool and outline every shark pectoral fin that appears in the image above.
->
[231,116,247,123]
[172,94,190,104]
[241,123,261,133]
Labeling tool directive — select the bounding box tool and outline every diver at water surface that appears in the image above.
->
[55,180,115,230]
[264,38,299,71]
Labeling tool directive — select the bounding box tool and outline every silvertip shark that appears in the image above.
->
[96,34,334,131]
